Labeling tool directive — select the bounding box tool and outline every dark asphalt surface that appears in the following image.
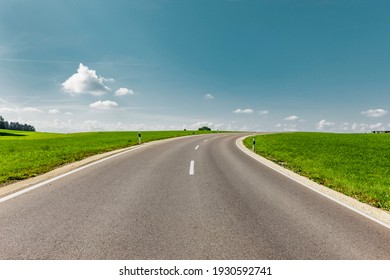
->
[0,133,389,259]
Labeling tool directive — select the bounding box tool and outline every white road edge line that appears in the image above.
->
[235,136,390,230]
[189,160,195,175]
[203,139,208,142]
[0,145,147,204]
[195,145,200,150]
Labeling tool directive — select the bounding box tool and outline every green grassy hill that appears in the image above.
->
[244,132,390,211]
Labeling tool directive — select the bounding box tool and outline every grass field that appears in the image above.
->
[244,132,390,211]
[0,129,212,186]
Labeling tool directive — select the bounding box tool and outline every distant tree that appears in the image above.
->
[198,126,211,131]
[0,115,35,131]
[0,115,5,129]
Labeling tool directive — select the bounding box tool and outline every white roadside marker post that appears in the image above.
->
[138,132,141,144]
[252,137,256,152]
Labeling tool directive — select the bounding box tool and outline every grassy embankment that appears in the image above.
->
[0,129,212,186]
[244,132,390,211]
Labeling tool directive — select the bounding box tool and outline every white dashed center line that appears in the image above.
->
[195,145,199,150]
[189,160,195,175]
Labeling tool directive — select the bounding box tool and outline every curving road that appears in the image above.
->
[0,133,389,259]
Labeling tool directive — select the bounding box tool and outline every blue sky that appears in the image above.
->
[1,0,390,132]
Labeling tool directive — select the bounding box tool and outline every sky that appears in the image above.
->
[1,0,390,133]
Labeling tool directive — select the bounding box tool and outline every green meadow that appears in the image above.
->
[0,129,211,186]
[244,132,390,211]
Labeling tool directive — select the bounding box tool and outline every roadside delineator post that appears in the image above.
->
[138,132,141,144]
[252,137,256,152]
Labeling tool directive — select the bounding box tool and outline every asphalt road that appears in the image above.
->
[0,133,389,259]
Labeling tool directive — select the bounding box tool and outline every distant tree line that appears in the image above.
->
[0,115,35,131]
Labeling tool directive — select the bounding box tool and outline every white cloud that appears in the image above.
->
[361,109,388,118]
[340,122,350,131]
[0,107,17,113]
[350,122,386,132]
[189,121,214,130]
[89,100,118,110]
[316,119,335,130]
[214,123,225,129]
[284,126,299,132]
[49,109,61,114]
[275,123,300,131]
[369,123,384,130]
[241,109,254,114]
[233,108,254,114]
[351,123,369,132]
[283,124,299,131]
[0,106,42,113]
[22,107,42,113]
[258,110,269,115]
[186,121,246,131]
[115,87,135,96]
[204,94,214,100]
[62,63,112,96]
[284,115,299,121]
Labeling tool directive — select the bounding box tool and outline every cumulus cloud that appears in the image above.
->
[89,100,118,110]
[115,88,135,96]
[369,123,384,130]
[49,109,61,114]
[186,121,244,131]
[361,109,388,118]
[189,121,214,130]
[23,107,42,113]
[316,119,335,130]
[214,123,225,129]
[0,107,16,113]
[258,110,269,115]
[275,123,299,131]
[340,122,350,131]
[0,106,42,113]
[284,115,299,121]
[62,63,112,96]
[204,94,214,100]
[345,122,385,132]
[233,108,254,114]
[351,123,368,132]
